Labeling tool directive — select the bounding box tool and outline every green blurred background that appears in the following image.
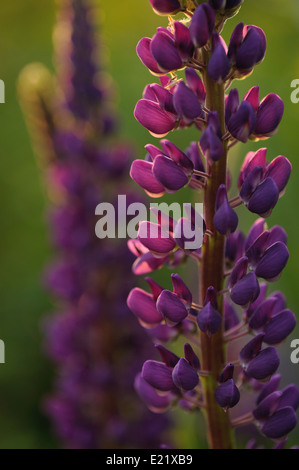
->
[0,0,299,449]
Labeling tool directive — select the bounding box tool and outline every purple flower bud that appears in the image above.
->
[145,277,164,301]
[155,344,180,368]
[230,272,260,307]
[246,231,270,268]
[240,333,264,364]
[156,290,189,325]
[247,178,279,217]
[134,99,177,137]
[255,241,289,281]
[138,221,176,255]
[239,166,264,203]
[160,139,194,171]
[245,218,266,252]
[253,391,281,421]
[228,256,249,288]
[248,297,277,331]
[244,85,260,112]
[225,230,246,263]
[127,288,163,328]
[173,81,203,123]
[254,93,284,138]
[151,30,183,73]
[278,385,299,411]
[146,83,177,113]
[264,156,292,194]
[208,34,230,83]
[174,22,194,61]
[189,3,216,48]
[197,302,222,336]
[130,159,165,197]
[225,89,239,124]
[246,282,268,319]
[200,112,224,163]
[172,358,199,391]
[149,0,181,15]
[184,343,201,370]
[185,68,206,103]
[171,273,193,307]
[261,407,297,439]
[235,26,266,71]
[267,226,288,247]
[246,346,280,380]
[215,379,240,409]
[152,155,189,192]
[219,363,235,383]
[142,360,174,392]
[256,374,281,405]
[213,185,239,236]
[263,310,296,345]
[228,101,256,143]
[239,148,268,189]
[136,37,162,75]
[135,373,171,413]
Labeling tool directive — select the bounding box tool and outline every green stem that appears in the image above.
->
[199,57,235,449]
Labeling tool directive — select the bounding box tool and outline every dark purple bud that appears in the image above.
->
[127,288,163,328]
[255,241,289,281]
[134,99,177,137]
[225,230,246,263]
[197,302,222,336]
[219,363,235,383]
[245,218,266,252]
[230,272,260,307]
[246,230,270,268]
[155,344,180,368]
[174,22,194,61]
[189,3,216,48]
[156,290,189,325]
[200,125,223,163]
[247,178,279,217]
[151,30,183,73]
[240,333,264,364]
[256,374,281,405]
[254,93,284,138]
[205,286,218,308]
[152,155,189,192]
[228,101,256,143]
[225,88,239,125]
[236,26,266,71]
[263,310,296,345]
[173,81,203,123]
[228,256,249,288]
[215,379,240,409]
[172,358,199,391]
[138,221,176,255]
[213,185,239,236]
[265,156,292,194]
[239,166,264,203]
[246,282,268,319]
[171,273,193,307]
[224,298,240,331]
[130,159,165,196]
[253,391,281,421]
[136,37,162,75]
[184,343,201,370]
[149,0,182,15]
[248,297,277,331]
[261,407,297,439]
[160,139,194,171]
[227,22,244,63]
[246,346,280,380]
[267,226,288,247]
[208,34,230,83]
[185,141,206,173]
[142,360,174,392]
[185,68,206,103]
[135,374,171,413]
[278,385,299,411]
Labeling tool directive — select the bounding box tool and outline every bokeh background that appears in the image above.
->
[0,0,299,448]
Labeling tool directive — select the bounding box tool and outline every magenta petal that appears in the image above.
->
[174,21,194,61]
[138,221,176,255]
[130,159,165,196]
[136,37,162,75]
[132,252,168,275]
[153,155,189,192]
[134,99,177,137]
[265,156,292,193]
[151,31,183,73]
[149,0,181,15]
[127,288,163,328]
[173,81,203,122]
[171,273,193,307]
[185,68,206,103]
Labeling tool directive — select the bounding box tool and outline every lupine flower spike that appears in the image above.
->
[128,0,298,449]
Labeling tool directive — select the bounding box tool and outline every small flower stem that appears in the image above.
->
[224,329,250,343]
[198,51,235,450]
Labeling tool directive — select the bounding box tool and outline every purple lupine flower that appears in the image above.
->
[127,0,298,450]
[20,0,170,449]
